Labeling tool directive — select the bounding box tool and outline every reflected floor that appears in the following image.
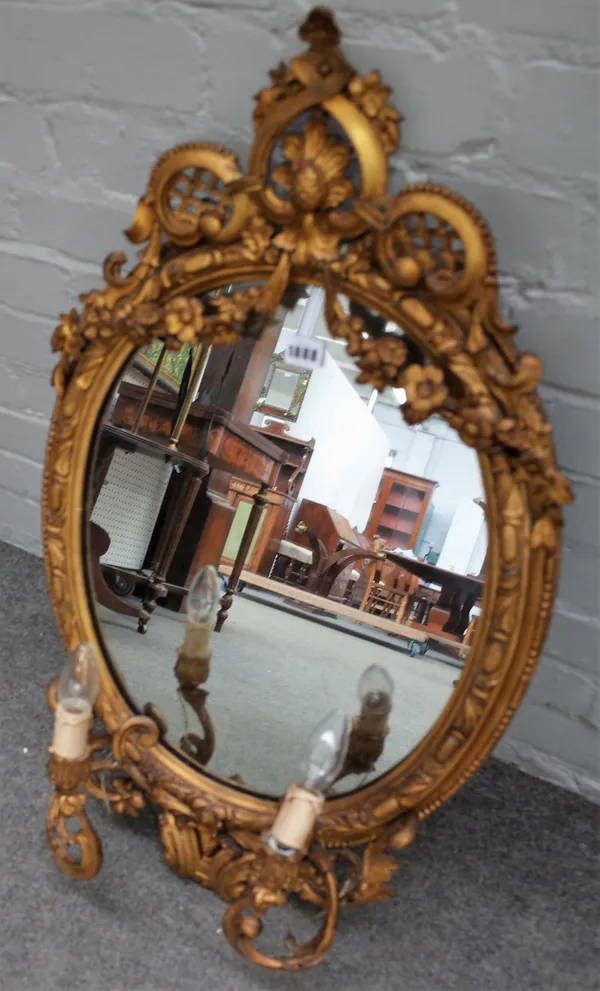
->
[98,595,455,797]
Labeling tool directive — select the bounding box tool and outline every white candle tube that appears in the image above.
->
[51,699,92,760]
[270,784,324,853]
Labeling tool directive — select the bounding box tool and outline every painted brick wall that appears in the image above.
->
[0,1,598,799]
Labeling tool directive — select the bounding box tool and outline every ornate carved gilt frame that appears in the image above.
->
[43,8,572,969]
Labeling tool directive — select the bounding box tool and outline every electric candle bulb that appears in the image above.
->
[176,566,221,687]
[336,665,396,781]
[52,644,99,760]
[187,566,220,623]
[298,708,350,792]
[269,709,350,856]
[358,664,394,715]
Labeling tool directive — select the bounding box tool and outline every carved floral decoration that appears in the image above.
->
[164,297,204,346]
[48,12,572,517]
[347,70,402,154]
[401,365,449,422]
[274,118,353,215]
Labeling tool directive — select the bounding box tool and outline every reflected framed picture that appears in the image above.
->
[255,351,312,422]
[133,340,192,394]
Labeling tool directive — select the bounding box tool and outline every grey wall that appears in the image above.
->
[0,1,598,799]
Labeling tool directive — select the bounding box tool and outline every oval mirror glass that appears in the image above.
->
[86,284,486,797]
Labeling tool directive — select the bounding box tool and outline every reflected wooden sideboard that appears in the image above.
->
[221,423,314,577]
[386,550,483,639]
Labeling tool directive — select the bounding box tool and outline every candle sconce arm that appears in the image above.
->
[179,687,216,767]
[45,680,149,879]
[222,843,339,971]
[46,751,103,880]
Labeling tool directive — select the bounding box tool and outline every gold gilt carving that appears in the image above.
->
[222,845,339,971]
[46,751,103,881]
[43,6,572,969]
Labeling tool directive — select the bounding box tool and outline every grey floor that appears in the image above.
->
[98,595,454,796]
[0,541,598,991]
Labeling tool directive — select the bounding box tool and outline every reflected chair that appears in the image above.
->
[359,560,419,625]
[407,582,442,626]
[273,538,315,586]
[323,563,362,604]
[459,602,481,658]
[271,520,327,589]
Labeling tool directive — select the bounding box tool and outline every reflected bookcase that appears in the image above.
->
[366,469,437,551]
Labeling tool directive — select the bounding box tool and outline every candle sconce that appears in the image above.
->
[46,745,103,882]
[46,657,146,881]
[179,687,216,767]
[337,665,394,782]
[46,645,103,879]
[174,565,220,687]
[222,842,340,971]
[224,709,349,970]
[41,4,571,972]
[174,565,219,767]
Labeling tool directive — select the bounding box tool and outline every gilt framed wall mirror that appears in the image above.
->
[255,350,312,421]
[43,7,572,971]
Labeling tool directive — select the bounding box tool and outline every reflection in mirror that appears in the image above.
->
[255,352,312,421]
[87,284,486,798]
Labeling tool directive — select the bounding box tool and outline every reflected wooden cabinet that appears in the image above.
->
[366,469,437,552]
[291,498,368,557]
[220,480,294,576]
[220,425,315,576]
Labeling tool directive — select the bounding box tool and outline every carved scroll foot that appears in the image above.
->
[222,845,339,971]
[46,790,103,880]
[46,753,103,880]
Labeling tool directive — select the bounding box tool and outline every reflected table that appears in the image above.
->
[102,385,289,632]
[386,552,483,638]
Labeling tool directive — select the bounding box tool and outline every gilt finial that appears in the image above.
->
[299,7,341,50]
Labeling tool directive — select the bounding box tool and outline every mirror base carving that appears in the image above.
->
[45,695,418,967]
